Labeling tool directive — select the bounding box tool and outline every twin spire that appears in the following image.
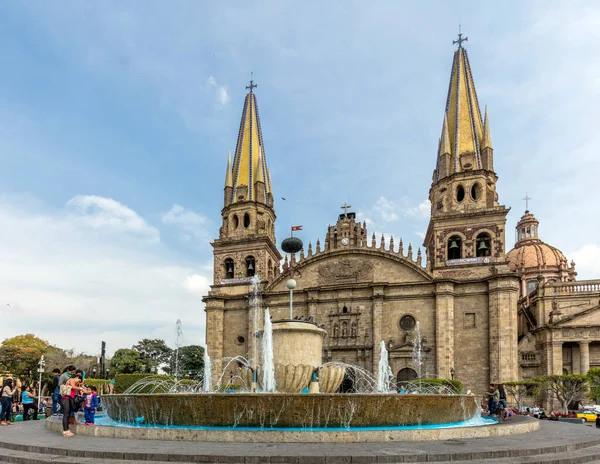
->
[435,34,493,181]
[224,81,272,206]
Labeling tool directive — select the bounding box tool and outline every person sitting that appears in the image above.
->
[21,385,38,420]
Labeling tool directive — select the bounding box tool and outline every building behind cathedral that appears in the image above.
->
[203,40,600,395]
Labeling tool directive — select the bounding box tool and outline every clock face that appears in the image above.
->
[341,237,350,246]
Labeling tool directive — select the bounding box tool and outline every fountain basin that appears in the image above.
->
[102,393,478,428]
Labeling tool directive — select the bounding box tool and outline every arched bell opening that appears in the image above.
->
[447,235,462,260]
[475,232,492,257]
[224,258,235,279]
[245,256,256,277]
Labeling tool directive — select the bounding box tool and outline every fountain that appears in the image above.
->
[100,234,479,432]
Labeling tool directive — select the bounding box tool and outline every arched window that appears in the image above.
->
[447,235,462,260]
[224,258,234,279]
[397,368,418,383]
[475,233,491,257]
[233,215,239,229]
[456,185,465,203]
[243,213,251,228]
[342,306,349,314]
[471,183,481,201]
[245,256,255,277]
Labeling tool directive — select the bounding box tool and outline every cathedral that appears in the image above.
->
[203,38,600,395]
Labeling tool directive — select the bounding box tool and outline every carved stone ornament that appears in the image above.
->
[318,260,373,282]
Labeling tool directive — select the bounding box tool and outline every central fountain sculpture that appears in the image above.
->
[102,235,478,429]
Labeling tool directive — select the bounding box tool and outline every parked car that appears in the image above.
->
[576,410,599,422]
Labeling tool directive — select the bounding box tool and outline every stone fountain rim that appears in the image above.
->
[103,392,476,398]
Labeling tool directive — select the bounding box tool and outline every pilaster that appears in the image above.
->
[580,341,590,375]
[435,281,455,379]
[371,286,385,376]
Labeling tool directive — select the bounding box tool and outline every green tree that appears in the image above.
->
[504,381,540,411]
[166,345,204,378]
[132,339,173,372]
[0,334,50,382]
[110,349,144,374]
[587,368,600,401]
[534,374,588,413]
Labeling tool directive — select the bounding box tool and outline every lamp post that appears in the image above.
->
[450,367,455,380]
[281,234,303,320]
[37,355,45,407]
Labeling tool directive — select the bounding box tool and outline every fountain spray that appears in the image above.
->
[262,307,276,392]
[377,340,394,393]
[202,348,212,393]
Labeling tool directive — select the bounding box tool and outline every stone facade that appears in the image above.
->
[203,41,600,397]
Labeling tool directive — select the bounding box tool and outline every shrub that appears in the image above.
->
[84,379,112,394]
[404,378,463,393]
[113,374,172,394]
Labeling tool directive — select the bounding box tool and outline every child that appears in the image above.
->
[83,386,98,426]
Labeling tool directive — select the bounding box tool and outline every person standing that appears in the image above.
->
[60,373,84,437]
[497,384,508,410]
[485,384,496,416]
[0,378,18,426]
[51,368,61,415]
[21,385,38,421]
[83,386,98,425]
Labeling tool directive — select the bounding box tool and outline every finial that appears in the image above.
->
[453,25,468,48]
[246,72,257,93]
[399,238,404,255]
[523,193,531,212]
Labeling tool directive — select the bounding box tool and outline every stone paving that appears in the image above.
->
[0,417,599,463]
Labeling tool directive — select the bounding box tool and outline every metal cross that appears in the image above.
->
[340,202,352,216]
[523,193,531,212]
[246,72,257,92]
[453,25,468,48]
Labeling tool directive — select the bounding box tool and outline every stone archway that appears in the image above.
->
[397,367,418,383]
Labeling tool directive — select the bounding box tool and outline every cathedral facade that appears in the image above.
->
[203,42,600,395]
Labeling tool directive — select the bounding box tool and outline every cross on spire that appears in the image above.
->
[453,25,468,48]
[340,202,352,217]
[246,72,257,93]
[523,193,531,212]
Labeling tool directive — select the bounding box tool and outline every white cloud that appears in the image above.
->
[207,75,229,106]
[0,195,209,356]
[374,196,399,222]
[570,244,600,280]
[406,200,431,219]
[161,204,211,244]
[67,195,160,243]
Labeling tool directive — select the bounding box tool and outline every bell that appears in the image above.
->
[478,241,488,251]
[227,265,233,274]
[247,262,254,271]
[449,240,459,250]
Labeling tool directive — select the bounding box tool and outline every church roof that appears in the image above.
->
[227,81,271,203]
[436,36,487,179]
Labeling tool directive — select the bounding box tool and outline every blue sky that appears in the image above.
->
[0,1,599,356]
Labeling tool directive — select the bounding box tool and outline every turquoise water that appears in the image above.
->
[95,414,497,431]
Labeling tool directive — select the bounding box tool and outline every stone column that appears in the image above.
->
[204,299,225,387]
[435,281,455,379]
[551,342,563,375]
[580,341,590,375]
[488,275,519,383]
[371,286,385,378]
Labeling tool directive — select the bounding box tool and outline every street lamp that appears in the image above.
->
[37,355,45,407]
[91,367,97,378]
[450,367,455,380]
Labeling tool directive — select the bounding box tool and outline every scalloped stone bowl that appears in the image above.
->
[318,365,346,393]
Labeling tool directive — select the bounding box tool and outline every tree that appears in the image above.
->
[0,334,50,382]
[504,381,540,411]
[587,368,600,401]
[166,345,204,378]
[110,349,144,374]
[534,374,588,413]
[132,339,173,372]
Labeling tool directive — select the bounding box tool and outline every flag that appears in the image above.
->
[291,225,303,231]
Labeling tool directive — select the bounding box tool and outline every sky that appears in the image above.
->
[0,1,599,358]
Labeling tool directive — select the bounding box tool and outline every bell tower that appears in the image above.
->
[212,80,282,285]
[423,34,510,271]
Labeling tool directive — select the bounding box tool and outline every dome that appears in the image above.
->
[506,241,567,272]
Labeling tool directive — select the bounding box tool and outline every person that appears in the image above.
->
[492,386,500,417]
[60,366,77,424]
[83,386,98,426]
[51,368,61,415]
[60,372,84,437]
[596,414,600,429]
[485,384,496,416]
[21,385,38,421]
[497,384,507,410]
[0,378,18,426]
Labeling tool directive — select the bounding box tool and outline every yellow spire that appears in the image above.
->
[441,114,451,155]
[224,151,233,188]
[482,105,493,149]
[267,168,272,194]
[440,35,485,175]
[230,80,270,203]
